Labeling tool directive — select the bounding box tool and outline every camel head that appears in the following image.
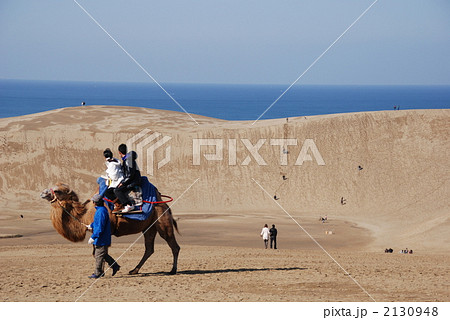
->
[40,183,79,204]
[40,188,53,202]
[41,183,91,242]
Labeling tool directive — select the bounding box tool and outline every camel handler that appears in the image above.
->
[86,194,120,279]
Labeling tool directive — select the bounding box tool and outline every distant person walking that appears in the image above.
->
[269,224,278,249]
[260,224,270,249]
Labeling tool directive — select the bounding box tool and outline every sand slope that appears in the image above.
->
[1,106,448,251]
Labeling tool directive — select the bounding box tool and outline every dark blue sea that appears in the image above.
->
[0,79,449,120]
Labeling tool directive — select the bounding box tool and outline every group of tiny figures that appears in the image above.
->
[384,248,413,254]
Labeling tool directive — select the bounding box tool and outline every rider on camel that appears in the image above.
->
[114,144,142,213]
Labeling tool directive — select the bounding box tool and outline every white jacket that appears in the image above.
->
[261,227,270,240]
[104,158,124,188]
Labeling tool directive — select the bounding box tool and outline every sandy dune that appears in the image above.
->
[0,106,449,301]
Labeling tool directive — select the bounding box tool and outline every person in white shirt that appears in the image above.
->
[260,224,270,249]
[102,148,124,210]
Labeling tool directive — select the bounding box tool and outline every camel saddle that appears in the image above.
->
[100,176,157,220]
[127,185,143,207]
[113,186,144,215]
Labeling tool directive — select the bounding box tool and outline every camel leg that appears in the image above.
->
[158,227,180,275]
[167,236,180,275]
[129,226,157,275]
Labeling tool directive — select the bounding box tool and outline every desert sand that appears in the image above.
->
[0,106,449,302]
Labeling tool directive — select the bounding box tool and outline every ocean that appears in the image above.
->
[0,79,449,120]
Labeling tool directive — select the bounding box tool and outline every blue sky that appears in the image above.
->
[1,0,449,85]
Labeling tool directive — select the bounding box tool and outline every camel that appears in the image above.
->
[40,182,180,275]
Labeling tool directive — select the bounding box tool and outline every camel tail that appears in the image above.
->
[169,207,181,236]
[173,218,180,236]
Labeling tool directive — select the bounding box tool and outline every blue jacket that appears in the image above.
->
[90,206,111,246]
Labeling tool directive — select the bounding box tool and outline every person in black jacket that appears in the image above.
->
[269,224,278,249]
[113,144,142,213]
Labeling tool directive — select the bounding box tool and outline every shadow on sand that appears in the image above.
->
[124,267,307,277]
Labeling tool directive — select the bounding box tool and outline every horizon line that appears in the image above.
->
[1,78,450,87]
